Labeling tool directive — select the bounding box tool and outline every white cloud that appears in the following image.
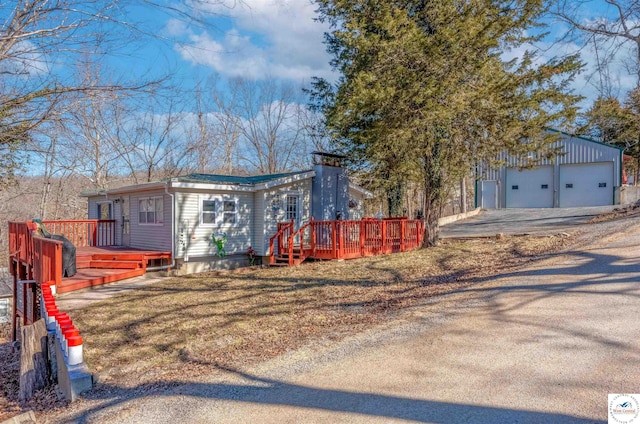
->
[173,0,334,82]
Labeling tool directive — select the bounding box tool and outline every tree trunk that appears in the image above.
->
[460,177,467,213]
[423,205,439,247]
[387,181,405,217]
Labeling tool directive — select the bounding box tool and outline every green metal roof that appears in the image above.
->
[172,170,311,185]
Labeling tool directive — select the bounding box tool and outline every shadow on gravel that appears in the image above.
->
[59,365,593,424]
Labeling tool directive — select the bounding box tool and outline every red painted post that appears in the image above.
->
[288,227,294,266]
[91,222,97,247]
[332,221,337,259]
[400,219,406,252]
[311,222,316,256]
[381,220,387,254]
[360,220,365,257]
[11,261,17,341]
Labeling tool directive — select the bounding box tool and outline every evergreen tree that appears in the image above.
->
[312,0,582,245]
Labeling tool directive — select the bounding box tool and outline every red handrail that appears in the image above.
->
[269,218,424,264]
[43,220,116,247]
[268,221,294,265]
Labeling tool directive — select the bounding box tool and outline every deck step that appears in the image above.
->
[91,253,146,261]
[76,259,92,269]
[57,268,146,293]
[89,260,143,269]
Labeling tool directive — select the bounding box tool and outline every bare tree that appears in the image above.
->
[553,1,640,87]
[230,78,312,174]
[1,0,243,188]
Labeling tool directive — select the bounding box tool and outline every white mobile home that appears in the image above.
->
[83,158,372,274]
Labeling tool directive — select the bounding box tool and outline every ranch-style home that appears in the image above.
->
[82,153,373,274]
[476,130,624,209]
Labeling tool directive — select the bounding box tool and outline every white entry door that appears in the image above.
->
[506,166,554,208]
[559,162,614,207]
[481,181,498,209]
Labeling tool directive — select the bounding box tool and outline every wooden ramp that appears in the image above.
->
[57,246,172,293]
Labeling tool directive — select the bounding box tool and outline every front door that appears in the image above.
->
[96,201,113,246]
[285,194,301,244]
[285,194,300,227]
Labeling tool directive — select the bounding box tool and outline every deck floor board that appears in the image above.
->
[57,246,171,293]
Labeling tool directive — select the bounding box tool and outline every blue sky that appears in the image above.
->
[18,0,638,114]
[109,0,636,113]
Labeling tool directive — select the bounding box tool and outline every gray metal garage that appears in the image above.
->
[477,130,622,209]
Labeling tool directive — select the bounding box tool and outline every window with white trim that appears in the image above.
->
[200,197,238,226]
[202,199,217,224]
[139,197,163,225]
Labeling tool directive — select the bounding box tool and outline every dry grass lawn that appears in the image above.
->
[66,234,571,388]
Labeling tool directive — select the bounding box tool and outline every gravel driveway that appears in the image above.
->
[46,216,640,423]
[440,206,620,238]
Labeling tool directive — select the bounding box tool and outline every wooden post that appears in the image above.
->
[269,238,275,265]
[288,228,294,266]
[91,222,97,247]
[400,219,406,252]
[381,220,387,254]
[331,221,337,259]
[54,243,62,288]
[359,220,365,257]
[311,222,316,257]
[12,260,18,341]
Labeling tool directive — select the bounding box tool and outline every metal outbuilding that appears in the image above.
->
[476,130,623,209]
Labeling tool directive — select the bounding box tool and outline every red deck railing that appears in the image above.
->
[268,221,294,265]
[271,218,424,264]
[43,219,116,247]
[8,219,116,340]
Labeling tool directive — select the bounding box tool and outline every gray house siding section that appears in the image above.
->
[175,190,253,259]
[477,132,622,208]
[87,197,99,220]
[129,190,172,251]
[311,165,350,221]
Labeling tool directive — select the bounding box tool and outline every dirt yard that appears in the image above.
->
[1,210,638,421]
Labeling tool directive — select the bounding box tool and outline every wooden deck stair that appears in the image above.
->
[271,244,311,266]
[56,249,172,293]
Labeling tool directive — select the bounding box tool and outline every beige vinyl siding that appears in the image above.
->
[129,190,172,251]
[175,190,253,258]
[256,179,312,256]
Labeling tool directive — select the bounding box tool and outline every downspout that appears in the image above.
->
[146,183,176,271]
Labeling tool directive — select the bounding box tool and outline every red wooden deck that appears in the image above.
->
[58,246,172,293]
[269,218,424,266]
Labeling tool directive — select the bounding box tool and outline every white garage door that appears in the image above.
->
[559,162,613,207]
[506,166,554,208]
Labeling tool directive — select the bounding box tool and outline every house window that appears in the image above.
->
[200,197,238,226]
[139,197,163,225]
[202,200,217,224]
[223,201,237,224]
